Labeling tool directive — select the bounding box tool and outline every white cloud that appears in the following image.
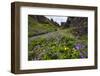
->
[45,16,68,25]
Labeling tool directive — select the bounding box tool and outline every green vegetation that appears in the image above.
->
[28,16,57,37]
[28,15,88,60]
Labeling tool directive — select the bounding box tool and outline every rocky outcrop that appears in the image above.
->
[66,17,88,27]
[29,15,60,27]
[29,15,49,23]
[29,15,88,30]
[66,17,88,37]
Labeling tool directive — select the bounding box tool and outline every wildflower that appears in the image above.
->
[75,43,85,50]
[65,47,67,50]
[64,47,69,50]
[80,55,84,58]
[80,52,85,58]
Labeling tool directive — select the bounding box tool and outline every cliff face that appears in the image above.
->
[66,17,88,27]
[29,15,49,23]
[66,17,88,37]
[60,17,87,27]
[29,15,87,28]
[29,15,60,27]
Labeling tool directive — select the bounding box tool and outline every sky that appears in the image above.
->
[45,16,68,26]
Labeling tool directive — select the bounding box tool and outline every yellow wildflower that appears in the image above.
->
[64,47,69,50]
[65,47,67,50]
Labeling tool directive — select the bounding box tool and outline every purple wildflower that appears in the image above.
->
[80,52,85,58]
[80,55,84,58]
[75,43,85,50]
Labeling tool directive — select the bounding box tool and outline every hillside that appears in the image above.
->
[28,15,58,37]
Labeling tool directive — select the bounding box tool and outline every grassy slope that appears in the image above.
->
[28,16,57,37]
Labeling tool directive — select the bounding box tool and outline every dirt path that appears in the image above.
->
[29,29,74,42]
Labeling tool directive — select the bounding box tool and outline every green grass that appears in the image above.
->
[28,16,57,37]
[28,28,87,60]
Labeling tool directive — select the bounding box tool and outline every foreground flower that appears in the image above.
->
[75,43,85,50]
[64,47,69,50]
[80,52,85,58]
[80,55,84,58]
[65,47,67,50]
